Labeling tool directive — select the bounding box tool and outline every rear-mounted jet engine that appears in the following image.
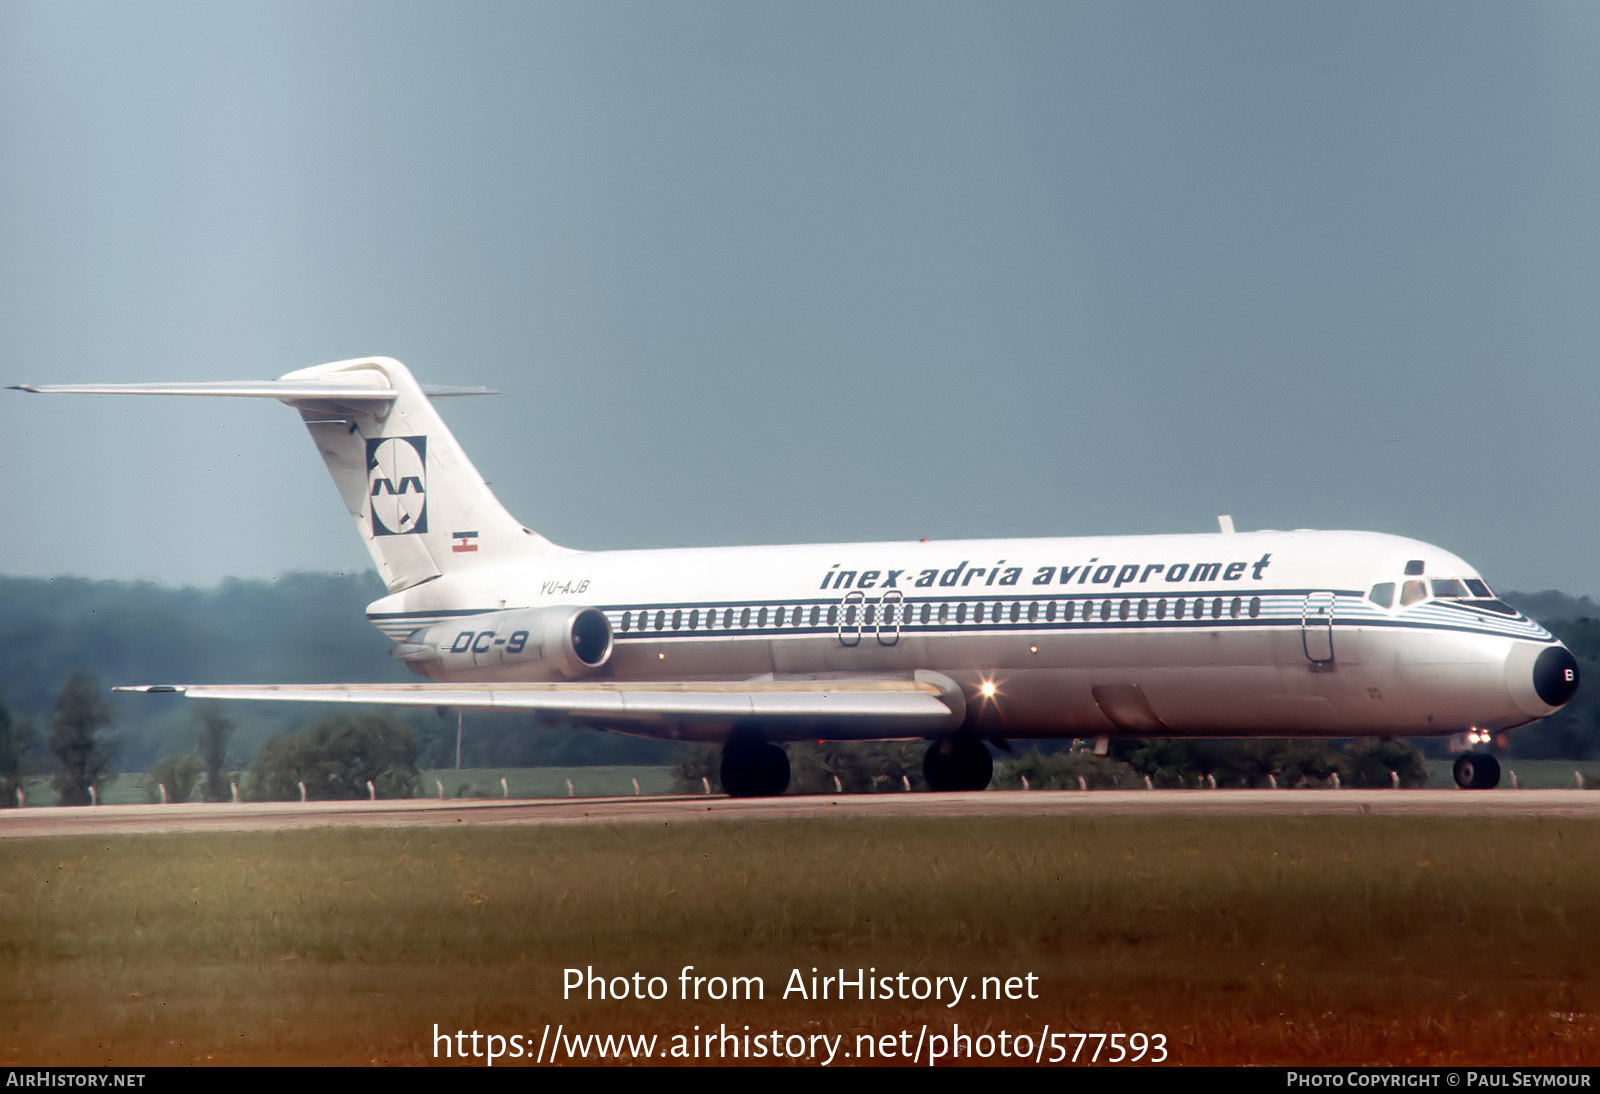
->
[391,605,613,679]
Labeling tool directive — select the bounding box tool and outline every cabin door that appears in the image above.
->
[1300,592,1336,664]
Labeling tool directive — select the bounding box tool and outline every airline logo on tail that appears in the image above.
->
[367,436,428,536]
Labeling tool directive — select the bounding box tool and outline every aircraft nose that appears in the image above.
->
[1532,644,1580,707]
[1505,642,1580,717]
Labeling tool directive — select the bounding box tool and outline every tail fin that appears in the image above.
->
[13,356,561,590]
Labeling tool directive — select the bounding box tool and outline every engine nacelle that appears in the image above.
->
[392,605,613,679]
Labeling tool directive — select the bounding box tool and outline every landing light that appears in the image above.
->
[980,681,997,698]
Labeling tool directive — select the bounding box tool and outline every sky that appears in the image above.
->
[3,2,1598,594]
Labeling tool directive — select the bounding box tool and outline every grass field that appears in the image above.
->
[3,813,1597,1066]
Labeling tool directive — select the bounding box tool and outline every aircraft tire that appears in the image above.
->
[721,738,790,797]
[923,735,994,792]
[1452,752,1501,790]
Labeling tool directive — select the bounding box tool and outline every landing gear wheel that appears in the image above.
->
[720,738,791,797]
[1452,752,1501,790]
[923,735,994,792]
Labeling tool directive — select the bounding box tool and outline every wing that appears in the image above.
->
[114,675,967,739]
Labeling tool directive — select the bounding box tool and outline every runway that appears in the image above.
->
[4,787,1599,838]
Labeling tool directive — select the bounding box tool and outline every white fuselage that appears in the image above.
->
[367,528,1563,743]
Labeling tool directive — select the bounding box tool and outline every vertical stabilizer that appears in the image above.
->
[278,357,559,590]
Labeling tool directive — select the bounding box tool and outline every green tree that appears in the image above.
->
[144,752,201,803]
[0,701,33,808]
[196,705,235,802]
[48,669,116,806]
[787,741,926,794]
[997,748,1138,790]
[244,712,421,801]
[1341,737,1428,788]
[1127,739,1203,787]
[672,743,722,793]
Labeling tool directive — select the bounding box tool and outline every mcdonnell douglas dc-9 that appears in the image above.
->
[14,357,1580,794]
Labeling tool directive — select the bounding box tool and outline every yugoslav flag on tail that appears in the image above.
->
[12,357,563,591]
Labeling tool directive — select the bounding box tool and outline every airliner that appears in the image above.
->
[14,356,1579,794]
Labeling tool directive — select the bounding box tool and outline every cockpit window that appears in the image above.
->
[1404,560,1426,576]
[1368,583,1395,608]
[1400,580,1427,606]
[1422,575,1519,616]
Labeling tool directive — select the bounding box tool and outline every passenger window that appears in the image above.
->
[1064,601,1075,621]
[921,603,932,625]
[1230,597,1241,618]
[689,609,699,630]
[1249,596,1261,618]
[1400,580,1427,606]
[1368,583,1395,609]
[827,605,837,626]
[672,609,682,630]
[1137,599,1148,620]
[773,607,784,627]
[1010,602,1021,623]
[741,608,751,627]
[619,612,630,633]
[1174,598,1185,619]
[1101,601,1112,621]
[974,603,985,624]
[938,603,949,624]
[1118,600,1130,621]
[810,606,821,627]
[1156,599,1167,620]
[655,610,665,631]
[956,603,967,624]
[1212,597,1223,618]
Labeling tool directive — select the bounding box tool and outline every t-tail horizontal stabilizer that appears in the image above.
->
[13,357,553,592]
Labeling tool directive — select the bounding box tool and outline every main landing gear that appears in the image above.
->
[1452,752,1501,790]
[716,729,996,798]
[719,729,791,798]
[923,734,994,793]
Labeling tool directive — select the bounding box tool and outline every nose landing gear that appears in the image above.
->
[1452,752,1501,790]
